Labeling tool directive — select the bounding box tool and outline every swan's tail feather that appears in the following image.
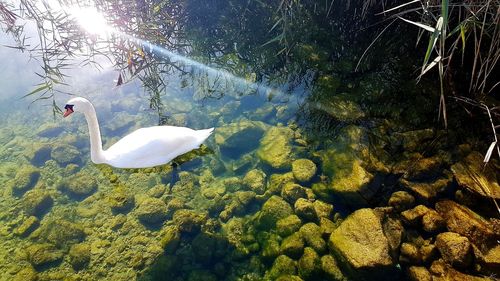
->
[195,127,214,146]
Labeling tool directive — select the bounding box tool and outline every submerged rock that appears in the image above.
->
[11,165,40,196]
[292,159,317,182]
[136,197,168,224]
[298,247,321,279]
[215,119,267,158]
[266,255,297,280]
[22,189,53,217]
[14,216,39,237]
[37,123,64,138]
[243,169,267,194]
[321,255,345,281]
[37,219,86,248]
[257,195,293,229]
[451,151,500,199]
[281,183,307,204]
[280,232,305,259]
[172,209,208,233]
[50,143,80,165]
[388,191,415,211]
[276,215,302,237]
[257,126,294,170]
[26,243,63,267]
[435,232,473,268]
[310,94,365,122]
[299,223,327,254]
[328,208,394,279]
[68,243,91,270]
[58,171,97,198]
[12,267,38,281]
[107,186,135,213]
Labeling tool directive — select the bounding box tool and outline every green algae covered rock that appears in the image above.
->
[37,123,64,138]
[281,183,307,204]
[311,94,365,122]
[321,255,346,281]
[267,172,295,195]
[435,232,473,268]
[298,247,321,279]
[266,255,297,280]
[107,186,135,213]
[214,119,267,158]
[243,169,267,194]
[51,143,80,165]
[14,216,39,237]
[275,275,304,281]
[26,243,63,267]
[173,209,208,233]
[276,215,302,237]
[13,267,38,281]
[294,198,316,222]
[11,165,40,195]
[136,197,168,224]
[160,225,181,253]
[22,189,53,217]
[328,208,393,278]
[38,219,86,248]
[257,126,294,170]
[299,223,327,254]
[260,234,281,262]
[257,195,293,229]
[292,159,317,182]
[68,243,91,270]
[58,171,97,198]
[280,232,305,259]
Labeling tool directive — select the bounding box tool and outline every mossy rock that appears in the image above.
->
[136,197,168,224]
[268,172,295,195]
[280,232,305,259]
[214,119,268,158]
[257,195,293,229]
[276,275,304,281]
[68,243,91,270]
[14,216,39,237]
[58,171,97,198]
[29,143,52,167]
[22,189,53,217]
[311,95,365,122]
[11,165,40,196]
[257,126,294,170]
[298,247,321,279]
[276,215,302,237]
[172,209,208,233]
[281,183,307,204]
[51,143,81,165]
[260,234,281,262]
[320,255,345,281]
[107,186,135,213]
[25,243,63,267]
[299,223,327,254]
[292,159,317,182]
[37,123,65,138]
[243,169,267,194]
[160,225,181,252]
[13,267,38,281]
[266,255,297,280]
[38,219,86,248]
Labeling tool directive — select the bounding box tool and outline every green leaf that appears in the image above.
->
[422,17,443,74]
[260,33,284,47]
[22,83,51,98]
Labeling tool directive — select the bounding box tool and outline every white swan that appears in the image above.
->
[63,97,214,168]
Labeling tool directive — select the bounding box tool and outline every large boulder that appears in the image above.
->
[57,171,97,199]
[450,151,500,199]
[136,197,168,224]
[257,195,293,229]
[328,208,394,279]
[25,243,63,268]
[22,189,53,217]
[50,143,81,165]
[435,200,496,251]
[257,126,294,170]
[10,165,40,196]
[36,219,86,249]
[214,119,267,158]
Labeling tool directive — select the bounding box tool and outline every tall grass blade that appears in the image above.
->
[422,17,443,74]
[376,0,419,15]
[483,141,497,164]
[398,16,436,32]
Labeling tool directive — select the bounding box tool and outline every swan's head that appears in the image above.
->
[63,97,92,117]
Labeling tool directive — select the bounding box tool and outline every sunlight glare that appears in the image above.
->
[70,7,112,37]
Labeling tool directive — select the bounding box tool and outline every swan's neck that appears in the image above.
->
[83,104,106,163]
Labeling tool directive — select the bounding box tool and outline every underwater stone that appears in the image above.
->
[388,191,415,212]
[37,123,64,138]
[267,172,295,196]
[399,243,421,264]
[294,198,316,222]
[321,255,345,281]
[312,95,365,122]
[50,143,80,165]
[436,232,473,268]
[281,183,307,204]
[280,232,305,259]
[166,197,186,217]
[257,195,293,229]
[160,225,180,253]
[14,216,39,237]
[22,189,53,217]
[257,126,294,170]
[451,151,500,199]
[147,184,166,198]
[173,209,208,233]
[192,233,218,264]
[311,182,334,201]
[243,169,267,194]
[329,208,393,277]
[298,247,321,279]
[401,205,431,226]
[435,200,496,251]
[292,159,317,182]
[136,197,168,224]
[58,171,97,198]
[68,243,91,270]
[260,235,281,262]
[107,186,135,213]
[39,219,86,248]
[29,144,52,166]
[11,165,40,196]
[275,275,304,281]
[12,267,38,281]
[267,255,297,280]
[319,217,337,239]
[312,200,333,220]
[26,243,63,267]
[215,119,267,158]
[407,266,432,281]
[299,223,327,254]
[421,209,445,233]
[276,215,302,237]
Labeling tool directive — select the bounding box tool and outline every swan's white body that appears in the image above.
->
[64,97,214,168]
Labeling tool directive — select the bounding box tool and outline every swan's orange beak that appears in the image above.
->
[63,104,74,117]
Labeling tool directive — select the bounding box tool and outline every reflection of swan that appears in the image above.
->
[63,97,214,168]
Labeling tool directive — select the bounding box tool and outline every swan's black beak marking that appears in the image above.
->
[63,104,74,118]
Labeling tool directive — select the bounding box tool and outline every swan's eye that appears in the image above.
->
[64,104,74,111]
